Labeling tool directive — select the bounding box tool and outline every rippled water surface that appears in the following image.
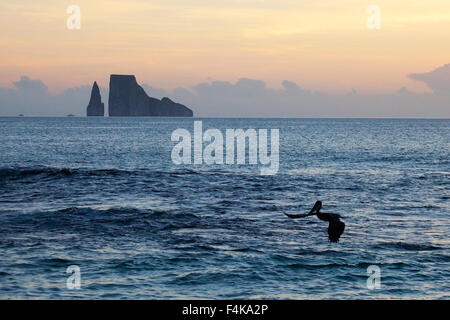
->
[0,117,448,299]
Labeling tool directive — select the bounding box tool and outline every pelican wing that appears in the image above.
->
[322,212,344,220]
[284,212,310,219]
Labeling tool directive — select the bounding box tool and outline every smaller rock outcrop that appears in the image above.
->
[86,82,104,116]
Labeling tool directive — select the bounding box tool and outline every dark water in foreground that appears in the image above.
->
[0,117,448,299]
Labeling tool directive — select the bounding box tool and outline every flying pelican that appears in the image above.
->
[284,201,345,242]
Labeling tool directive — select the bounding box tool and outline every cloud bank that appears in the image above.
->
[408,64,450,97]
[1,65,449,117]
[0,76,109,116]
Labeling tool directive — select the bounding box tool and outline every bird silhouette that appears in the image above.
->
[284,201,345,242]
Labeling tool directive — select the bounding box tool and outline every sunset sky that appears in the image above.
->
[1,0,449,94]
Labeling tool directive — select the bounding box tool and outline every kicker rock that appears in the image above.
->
[108,75,193,117]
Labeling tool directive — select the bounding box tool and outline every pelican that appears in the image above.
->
[284,201,345,242]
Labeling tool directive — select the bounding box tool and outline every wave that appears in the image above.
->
[0,166,203,181]
[371,242,442,251]
[0,206,207,241]
[0,166,125,179]
[0,206,202,225]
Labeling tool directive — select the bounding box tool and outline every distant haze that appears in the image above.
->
[0,64,449,117]
[0,0,449,117]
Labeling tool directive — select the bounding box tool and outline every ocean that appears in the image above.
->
[0,117,448,299]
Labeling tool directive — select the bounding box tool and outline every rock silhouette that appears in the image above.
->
[108,75,193,117]
[86,81,104,116]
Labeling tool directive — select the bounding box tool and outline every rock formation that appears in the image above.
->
[86,81,104,116]
[108,75,193,117]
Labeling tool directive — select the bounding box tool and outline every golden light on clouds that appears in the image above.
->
[0,0,449,93]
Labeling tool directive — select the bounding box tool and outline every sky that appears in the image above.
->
[0,0,449,116]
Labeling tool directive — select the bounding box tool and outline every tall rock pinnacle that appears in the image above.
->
[86,81,104,116]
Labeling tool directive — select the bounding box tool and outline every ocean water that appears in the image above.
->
[0,117,448,299]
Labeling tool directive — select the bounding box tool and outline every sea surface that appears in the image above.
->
[0,117,448,299]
